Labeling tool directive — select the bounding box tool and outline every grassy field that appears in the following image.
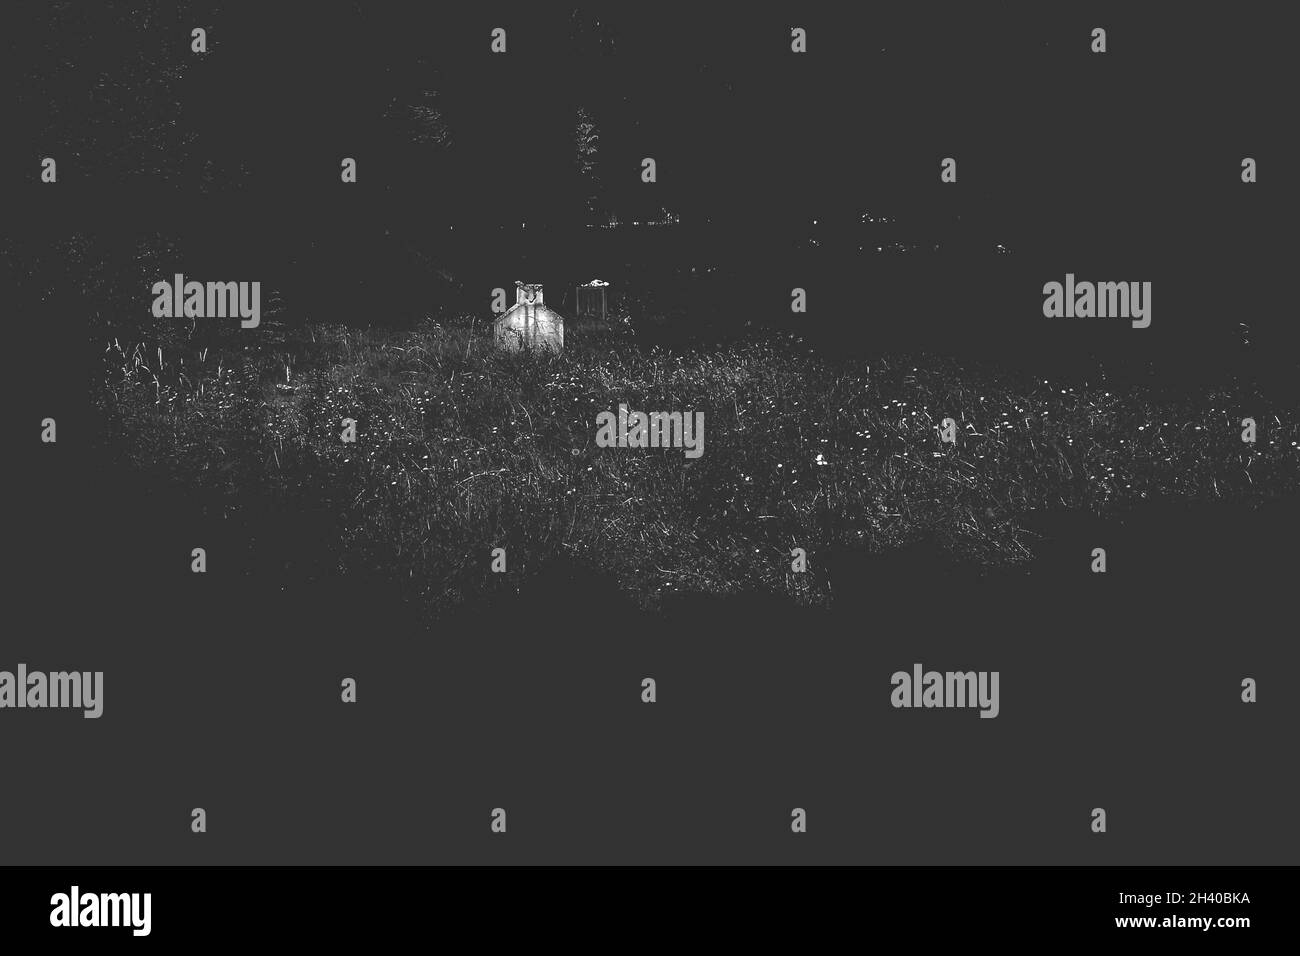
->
[96,318,1299,617]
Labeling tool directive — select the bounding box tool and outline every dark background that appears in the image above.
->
[9,2,1297,372]
[4,1,1298,864]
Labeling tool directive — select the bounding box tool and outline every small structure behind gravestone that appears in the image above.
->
[495,281,564,352]
[575,279,609,322]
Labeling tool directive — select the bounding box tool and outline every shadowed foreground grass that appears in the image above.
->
[97,321,1299,616]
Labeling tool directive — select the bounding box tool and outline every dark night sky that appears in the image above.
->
[16,2,1287,225]
[8,2,1295,368]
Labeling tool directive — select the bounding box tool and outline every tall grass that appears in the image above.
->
[97,322,1300,614]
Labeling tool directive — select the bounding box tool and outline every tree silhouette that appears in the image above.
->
[573,106,604,222]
